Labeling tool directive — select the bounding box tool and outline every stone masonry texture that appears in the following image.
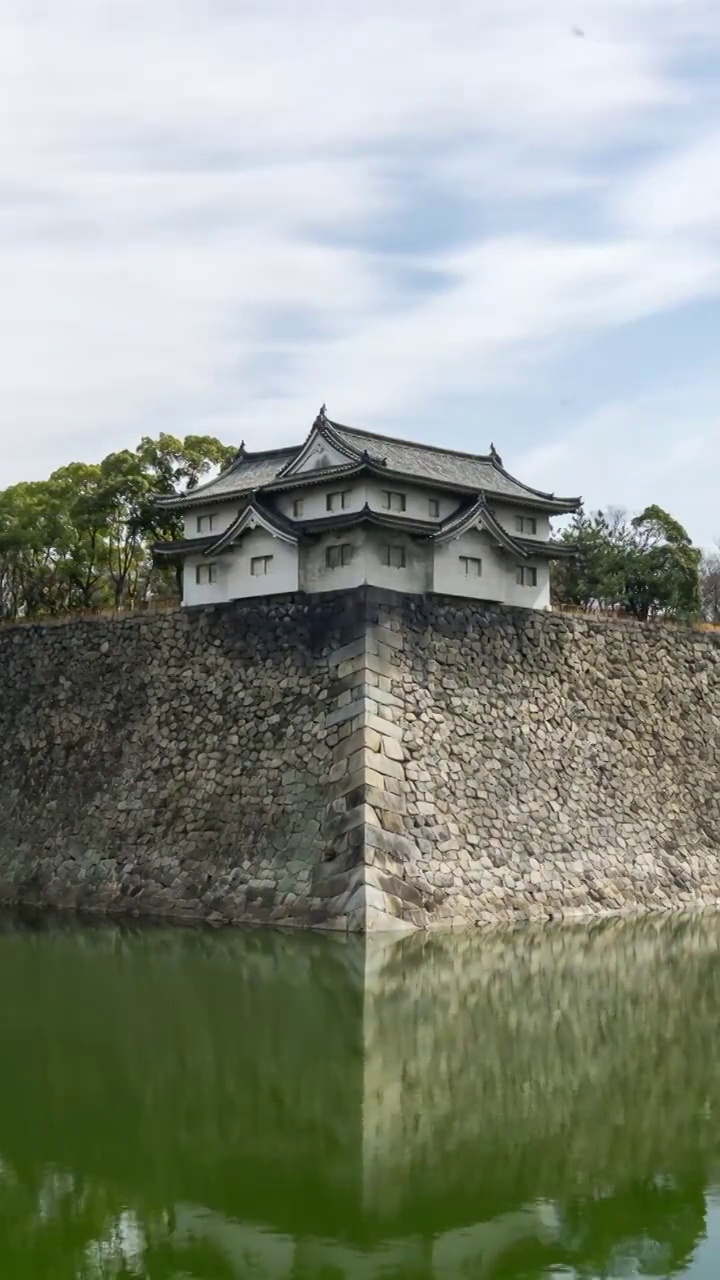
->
[0,587,718,930]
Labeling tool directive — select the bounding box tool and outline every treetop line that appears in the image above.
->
[0,428,717,624]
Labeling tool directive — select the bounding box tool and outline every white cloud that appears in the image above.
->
[0,0,719,552]
[615,134,720,235]
[519,386,720,547]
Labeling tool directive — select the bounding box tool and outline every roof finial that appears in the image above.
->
[313,403,329,430]
[489,441,503,467]
[231,439,246,465]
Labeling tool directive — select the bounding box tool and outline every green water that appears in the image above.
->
[2,916,720,1277]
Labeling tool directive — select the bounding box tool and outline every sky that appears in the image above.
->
[1,1,719,546]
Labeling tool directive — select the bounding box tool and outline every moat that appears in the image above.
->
[2,913,720,1277]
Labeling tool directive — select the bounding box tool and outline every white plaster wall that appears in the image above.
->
[183,555,231,607]
[365,527,430,594]
[275,481,460,525]
[275,482,369,522]
[182,503,239,539]
[300,530,369,593]
[225,530,299,599]
[491,504,550,541]
[365,480,459,524]
[504,559,551,610]
[432,532,506,602]
[300,529,430,595]
[294,436,351,473]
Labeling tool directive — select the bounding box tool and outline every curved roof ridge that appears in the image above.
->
[207,493,299,555]
[329,419,494,464]
[435,494,528,557]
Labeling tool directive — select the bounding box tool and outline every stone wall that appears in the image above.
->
[0,587,719,930]
[0,595,374,928]
[375,593,720,926]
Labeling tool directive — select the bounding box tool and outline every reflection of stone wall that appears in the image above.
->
[0,923,365,1219]
[0,918,719,1274]
[362,918,720,1220]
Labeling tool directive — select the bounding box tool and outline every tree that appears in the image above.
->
[625,505,701,621]
[552,505,702,621]
[700,545,720,623]
[551,509,633,612]
[0,432,236,621]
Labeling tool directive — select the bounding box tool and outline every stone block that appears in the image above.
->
[363,750,405,781]
[333,727,382,761]
[327,636,366,667]
[322,803,380,839]
[360,712,403,741]
[368,624,404,651]
[365,825,420,863]
[367,685,403,709]
[328,757,348,784]
[381,736,405,761]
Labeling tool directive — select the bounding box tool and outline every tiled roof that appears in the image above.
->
[330,424,525,497]
[154,447,296,507]
[154,416,580,512]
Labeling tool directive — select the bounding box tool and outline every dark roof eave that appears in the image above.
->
[300,509,437,537]
[151,466,580,515]
[152,537,217,558]
[518,539,578,557]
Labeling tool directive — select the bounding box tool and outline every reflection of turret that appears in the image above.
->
[0,915,717,1275]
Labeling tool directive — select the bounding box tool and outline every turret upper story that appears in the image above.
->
[152,409,581,609]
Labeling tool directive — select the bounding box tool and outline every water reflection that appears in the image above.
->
[1,914,720,1276]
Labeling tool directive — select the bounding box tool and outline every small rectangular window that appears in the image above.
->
[516,566,538,587]
[326,490,350,512]
[195,563,218,585]
[428,498,440,518]
[196,513,216,533]
[251,555,273,577]
[381,490,406,513]
[326,543,353,569]
[383,544,406,569]
[459,555,482,577]
[293,498,304,517]
[515,515,537,535]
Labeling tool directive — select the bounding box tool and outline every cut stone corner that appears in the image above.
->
[319,607,425,934]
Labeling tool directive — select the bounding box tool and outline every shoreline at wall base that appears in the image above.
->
[5,895,720,936]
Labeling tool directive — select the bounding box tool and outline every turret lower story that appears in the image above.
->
[153,410,580,611]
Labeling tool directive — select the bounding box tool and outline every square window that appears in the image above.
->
[251,555,273,576]
[459,555,482,577]
[515,515,537,535]
[293,498,304,517]
[383,544,406,569]
[326,490,350,512]
[195,562,218,585]
[516,566,538,587]
[196,513,215,533]
[326,543,353,569]
[381,490,406,513]
[428,498,440,518]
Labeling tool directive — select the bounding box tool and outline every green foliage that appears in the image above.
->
[552,505,702,621]
[700,547,720,623]
[0,434,236,621]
